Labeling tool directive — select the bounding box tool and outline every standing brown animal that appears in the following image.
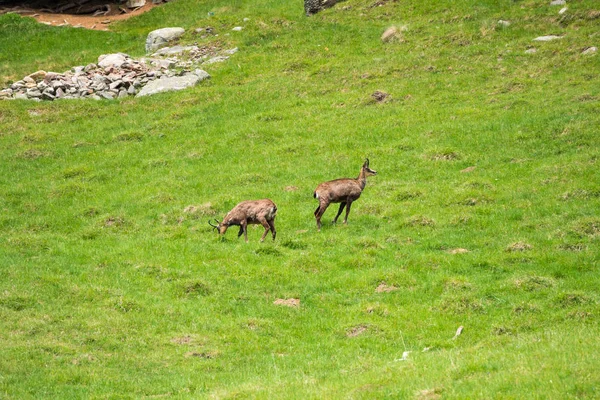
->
[313,159,377,231]
[209,199,277,242]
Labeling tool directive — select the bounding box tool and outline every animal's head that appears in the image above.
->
[362,158,377,176]
[208,219,228,235]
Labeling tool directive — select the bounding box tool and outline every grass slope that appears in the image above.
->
[1,0,599,398]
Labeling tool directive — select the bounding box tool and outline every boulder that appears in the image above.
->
[98,53,129,68]
[145,27,185,53]
[136,73,209,97]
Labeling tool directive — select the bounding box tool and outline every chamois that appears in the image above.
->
[209,199,277,242]
[313,158,377,231]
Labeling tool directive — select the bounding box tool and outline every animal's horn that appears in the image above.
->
[365,158,370,166]
[208,219,218,229]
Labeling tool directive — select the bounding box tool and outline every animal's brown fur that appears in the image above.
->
[210,199,277,242]
[313,159,377,230]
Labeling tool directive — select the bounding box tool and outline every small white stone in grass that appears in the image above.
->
[396,351,411,361]
[582,47,597,55]
[452,325,464,340]
[533,35,562,41]
[559,7,568,14]
[232,26,243,31]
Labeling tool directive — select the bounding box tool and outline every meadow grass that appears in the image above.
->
[1,0,599,398]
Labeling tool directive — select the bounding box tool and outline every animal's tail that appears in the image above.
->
[313,191,319,199]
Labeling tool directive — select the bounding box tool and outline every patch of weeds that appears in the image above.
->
[569,217,600,239]
[428,150,460,161]
[513,302,540,314]
[18,149,47,159]
[103,216,126,228]
[182,280,211,296]
[451,215,471,225]
[281,239,307,250]
[491,326,514,336]
[405,215,436,227]
[255,247,282,256]
[505,241,532,252]
[395,190,422,201]
[356,238,384,249]
[114,132,144,142]
[513,275,556,291]
[185,350,218,359]
[112,297,142,313]
[439,295,485,314]
[566,310,594,320]
[81,228,100,240]
[365,303,389,316]
[443,277,472,292]
[50,182,88,198]
[346,324,368,338]
[0,295,36,311]
[556,292,594,308]
[560,188,600,201]
[145,159,170,168]
[62,166,89,179]
[558,243,586,252]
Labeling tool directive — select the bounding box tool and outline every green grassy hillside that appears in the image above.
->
[1,0,599,398]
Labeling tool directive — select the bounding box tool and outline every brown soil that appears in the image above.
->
[1,1,160,30]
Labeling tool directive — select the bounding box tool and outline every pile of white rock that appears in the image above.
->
[0,46,237,101]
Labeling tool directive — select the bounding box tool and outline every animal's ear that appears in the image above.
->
[364,158,370,167]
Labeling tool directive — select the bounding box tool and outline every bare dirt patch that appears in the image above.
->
[346,324,367,337]
[375,282,398,293]
[0,1,161,30]
[273,298,300,307]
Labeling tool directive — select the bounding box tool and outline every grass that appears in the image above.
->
[1,0,599,398]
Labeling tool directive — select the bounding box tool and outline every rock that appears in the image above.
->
[582,46,597,55]
[27,70,47,81]
[55,87,65,98]
[98,53,129,68]
[204,56,229,64]
[223,47,239,55]
[559,7,568,14]
[72,66,85,74]
[550,0,565,5]
[23,76,35,84]
[145,27,185,53]
[136,74,203,97]
[533,35,562,41]
[153,45,199,56]
[14,92,28,100]
[126,0,145,7]
[497,20,511,27]
[381,26,400,43]
[42,89,55,100]
[99,91,115,99]
[118,89,128,98]
[192,69,211,80]
[232,26,243,31]
[26,89,42,98]
[243,18,250,22]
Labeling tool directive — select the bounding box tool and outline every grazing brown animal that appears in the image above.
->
[313,159,377,231]
[209,199,277,242]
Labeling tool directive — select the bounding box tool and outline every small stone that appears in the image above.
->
[525,48,537,54]
[118,89,128,98]
[27,88,42,96]
[55,87,65,98]
[550,0,565,5]
[533,35,562,41]
[559,6,568,14]
[99,91,115,99]
[27,70,47,81]
[223,47,239,55]
[72,66,85,74]
[582,46,597,55]
[497,20,510,27]
[232,26,243,31]
[381,26,399,42]
[23,76,35,84]
[127,85,137,95]
[204,56,229,64]
[98,53,129,68]
[136,74,203,97]
[243,18,250,22]
[193,69,211,81]
[109,80,123,90]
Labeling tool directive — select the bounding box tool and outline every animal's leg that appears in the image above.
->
[268,220,276,240]
[259,218,271,242]
[343,201,353,224]
[241,220,248,242]
[237,226,244,238]
[314,204,321,216]
[315,202,329,231]
[333,202,346,224]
